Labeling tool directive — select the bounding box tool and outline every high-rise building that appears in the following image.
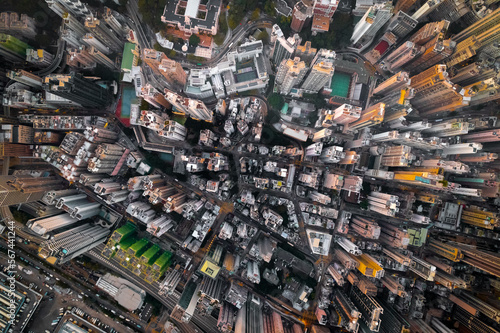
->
[383,41,424,72]
[372,71,411,96]
[1,124,34,144]
[410,0,444,21]
[102,7,129,37]
[386,11,418,39]
[313,0,339,18]
[26,49,54,66]
[271,32,301,66]
[142,84,171,109]
[320,145,344,163]
[295,41,317,65]
[7,70,43,88]
[218,302,236,332]
[143,48,166,76]
[452,7,500,43]
[61,27,83,48]
[88,46,117,69]
[159,58,187,89]
[88,143,127,174]
[234,294,264,333]
[404,35,456,73]
[408,20,449,46]
[311,48,336,65]
[164,89,213,122]
[159,121,187,141]
[42,72,110,108]
[301,60,334,93]
[0,174,65,207]
[348,102,385,130]
[445,36,482,68]
[38,223,110,264]
[84,16,123,53]
[305,142,323,156]
[0,143,33,157]
[446,8,500,66]
[62,12,87,39]
[450,62,495,86]
[291,1,313,32]
[350,2,394,51]
[0,12,36,39]
[409,65,466,115]
[67,46,97,69]
[394,0,418,13]
[427,0,470,24]
[82,33,110,54]
[84,126,119,143]
[331,104,362,125]
[45,0,91,19]
[275,57,308,95]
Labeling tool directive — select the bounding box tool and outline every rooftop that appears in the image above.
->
[121,42,137,71]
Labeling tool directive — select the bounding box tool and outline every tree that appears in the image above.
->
[219,14,228,34]
[359,199,369,210]
[268,93,285,111]
[251,8,260,21]
[214,34,225,45]
[189,34,201,47]
[439,180,449,187]
[228,16,238,29]
[264,0,276,16]
[277,15,292,37]
[214,14,228,46]
[256,30,269,43]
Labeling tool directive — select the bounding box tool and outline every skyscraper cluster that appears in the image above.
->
[271,27,336,95]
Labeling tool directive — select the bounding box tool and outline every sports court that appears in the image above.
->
[329,72,352,98]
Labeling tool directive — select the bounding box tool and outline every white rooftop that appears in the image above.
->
[185,0,201,18]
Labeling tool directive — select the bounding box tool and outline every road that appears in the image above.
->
[87,246,218,333]
[127,0,152,49]
[0,237,147,332]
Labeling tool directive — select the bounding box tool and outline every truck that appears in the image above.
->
[17,264,32,275]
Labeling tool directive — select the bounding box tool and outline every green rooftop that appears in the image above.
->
[112,222,136,242]
[152,251,172,272]
[116,222,136,236]
[121,42,137,72]
[178,281,197,309]
[0,34,32,57]
[281,103,289,115]
[330,72,351,98]
[129,239,149,257]
[118,236,137,250]
[141,244,161,265]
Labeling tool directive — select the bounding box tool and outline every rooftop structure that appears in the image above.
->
[161,0,222,35]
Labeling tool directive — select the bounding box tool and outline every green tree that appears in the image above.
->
[228,16,238,29]
[214,14,228,46]
[219,14,228,34]
[189,34,201,47]
[277,15,292,36]
[268,93,285,110]
[228,0,256,29]
[214,34,225,45]
[264,0,276,16]
[256,30,269,43]
[360,199,369,210]
[439,180,449,187]
[251,8,260,21]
